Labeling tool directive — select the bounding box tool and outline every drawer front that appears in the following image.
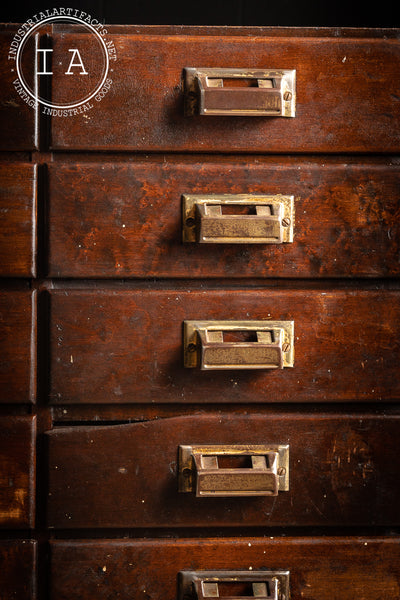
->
[50,537,400,600]
[0,540,37,599]
[0,164,37,277]
[49,288,400,404]
[0,30,38,150]
[47,159,400,279]
[46,413,400,529]
[49,32,400,152]
[0,416,36,528]
[0,290,36,403]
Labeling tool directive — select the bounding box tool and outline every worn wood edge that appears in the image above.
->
[27,24,400,38]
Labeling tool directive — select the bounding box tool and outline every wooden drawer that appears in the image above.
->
[0,164,37,277]
[0,540,37,599]
[47,158,400,279]
[46,413,400,529]
[0,416,36,528]
[49,28,400,152]
[0,290,36,403]
[50,537,400,600]
[49,287,400,404]
[0,29,38,151]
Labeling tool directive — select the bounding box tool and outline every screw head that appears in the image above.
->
[282,217,291,227]
[282,343,291,353]
[278,467,286,476]
[283,91,292,101]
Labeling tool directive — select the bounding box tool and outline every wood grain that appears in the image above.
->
[0,540,37,599]
[0,416,36,528]
[0,163,37,277]
[47,158,400,278]
[50,537,400,600]
[46,413,400,529]
[0,290,36,403]
[49,31,400,152]
[49,288,400,404]
[0,29,38,150]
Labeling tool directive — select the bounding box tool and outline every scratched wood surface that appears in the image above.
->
[49,288,400,404]
[0,540,37,599]
[50,537,400,600]
[0,416,36,528]
[0,163,37,277]
[49,30,400,152]
[47,157,400,279]
[46,413,400,529]
[0,290,36,403]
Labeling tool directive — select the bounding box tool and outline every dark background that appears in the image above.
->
[0,0,397,27]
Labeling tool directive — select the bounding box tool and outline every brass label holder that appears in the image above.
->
[182,194,294,244]
[184,320,294,370]
[184,67,296,117]
[178,570,290,600]
[178,444,289,497]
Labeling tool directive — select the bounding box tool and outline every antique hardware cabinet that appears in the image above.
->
[1,24,400,599]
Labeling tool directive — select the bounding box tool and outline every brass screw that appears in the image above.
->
[282,343,290,353]
[283,91,292,101]
[282,217,291,227]
[187,343,197,353]
[278,467,286,476]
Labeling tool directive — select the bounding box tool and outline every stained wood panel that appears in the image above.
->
[46,413,400,529]
[47,158,400,279]
[49,30,400,152]
[0,416,36,528]
[0,29,38,150]
[0,163,37,277]
[50,537,400,600]
[49,288,400,404]
[0,540,37,599]
[0,290,36,403]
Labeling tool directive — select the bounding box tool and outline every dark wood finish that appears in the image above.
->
[0,416,36,528]
[0,540,37,599]
[47,158,400,278]
[49,288,400,404]
[0,163,37,277]
[46,413,400,529]
[0,29,38,151]
[0,290,36,403]
[49,31,400,152]
[50,537,400,600]
[52,25,400,38]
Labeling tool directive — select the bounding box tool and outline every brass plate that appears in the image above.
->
[184,320,294,370]
[184,67,296,117]
[179,570,290,600]
[178,444,290,496]
[182,194,294,244]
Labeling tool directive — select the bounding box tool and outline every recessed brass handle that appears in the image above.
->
[184,67,296,117]
[178,444,289,497]
[179,570,290,600]
[182,195,294,244]
[184,320,294,370]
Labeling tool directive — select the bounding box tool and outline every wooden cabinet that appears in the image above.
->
[0,24,399,599]
[49,538,400,600]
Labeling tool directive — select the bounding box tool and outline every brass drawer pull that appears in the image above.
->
[184,67,296,117]
[184,320,294,370]
[179,570,290,600]
[182,195,294,244]
[178,444,289,497]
